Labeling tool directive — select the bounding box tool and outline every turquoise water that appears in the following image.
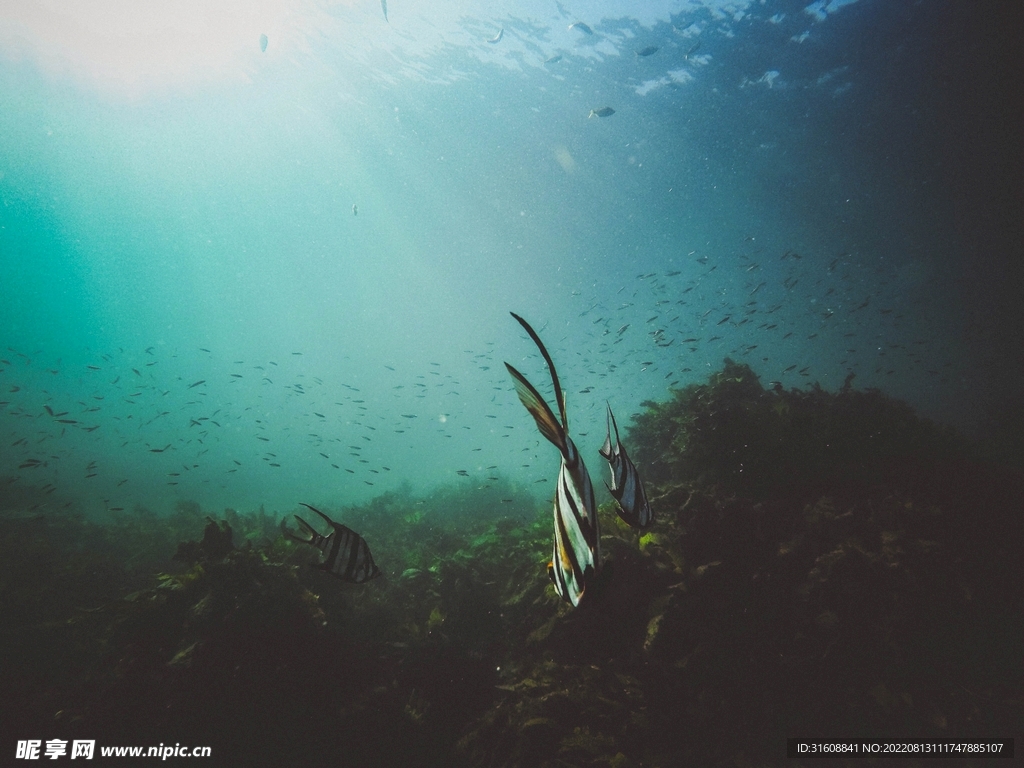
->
[0,0,1018,516]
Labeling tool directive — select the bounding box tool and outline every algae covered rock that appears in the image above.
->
[172,516,235,563]
[1,363,1020,768]
[628,359,970,500]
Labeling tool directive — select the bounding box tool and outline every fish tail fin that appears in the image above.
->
[505,363,567,452]
[509,312,568,429]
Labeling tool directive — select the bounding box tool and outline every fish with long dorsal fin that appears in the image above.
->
[599,403,653,529]
[282,503,380,583]
[505,312,600,607]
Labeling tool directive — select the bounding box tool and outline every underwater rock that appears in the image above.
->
[2,364,1021,767]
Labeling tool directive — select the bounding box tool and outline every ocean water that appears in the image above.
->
[1,0,1018,518]
[0,1,1019,524]
[1,0,1021,764]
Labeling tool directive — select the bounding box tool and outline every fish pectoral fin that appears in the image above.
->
[505,363,566,452]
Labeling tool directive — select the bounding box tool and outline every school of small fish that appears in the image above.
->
[1,237,950,607]
[1,244,947,508]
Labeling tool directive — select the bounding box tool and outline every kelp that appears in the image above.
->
[627,359,971,501]
[458,364,1022,766]
[0,366,1021,767]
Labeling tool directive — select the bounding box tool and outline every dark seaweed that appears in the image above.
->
[1,365,1020,767]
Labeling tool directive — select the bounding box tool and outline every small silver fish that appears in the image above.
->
[352,204,358,216]
[381,0,388,23]
[569,21,593,35]
[588,107,615,118]
[488,28,503,44]
[636,46,658,57]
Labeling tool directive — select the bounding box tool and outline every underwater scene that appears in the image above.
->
[1,0,1021,765]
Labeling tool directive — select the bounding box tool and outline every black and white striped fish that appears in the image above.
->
[505,312,600,607]
[282,503,380,583]
[599,404,653,529]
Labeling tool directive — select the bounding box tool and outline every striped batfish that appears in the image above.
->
[282,503,380,583]
[505,312,600,607]
[599,404,653,529]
